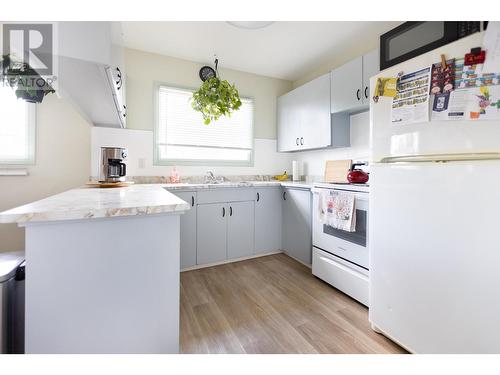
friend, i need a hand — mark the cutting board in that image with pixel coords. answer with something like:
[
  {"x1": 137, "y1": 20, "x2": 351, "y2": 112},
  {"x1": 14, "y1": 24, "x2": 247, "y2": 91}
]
[
  {"x1": 324, "y1": 160, "x2": 352, "y2": 183},
  {"x1": 86, "y1": 181, "x2": 135, "y2": 188}
]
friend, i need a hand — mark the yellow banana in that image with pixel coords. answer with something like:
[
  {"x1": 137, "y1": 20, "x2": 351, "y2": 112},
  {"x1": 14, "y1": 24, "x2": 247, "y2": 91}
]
[{"x1": 273, "y1": 171, "x2": 288, "y2": 181}]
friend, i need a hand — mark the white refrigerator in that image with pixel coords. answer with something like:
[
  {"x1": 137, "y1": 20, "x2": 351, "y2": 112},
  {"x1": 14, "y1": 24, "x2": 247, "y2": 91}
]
[{"x1": 369, "y1": 32, "x2": 500, "y2": 353}]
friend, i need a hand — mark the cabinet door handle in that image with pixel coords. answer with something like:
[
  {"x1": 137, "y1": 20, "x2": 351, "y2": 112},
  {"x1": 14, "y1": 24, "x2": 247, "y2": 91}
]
[
  {"x1": 222, "y1": 207, "x2": 225, "y2": 217},
  {"x1": 296, "y1": 137, "x2": 299, "y2": 146},
  {"x1": 283, "y1": 191, "x2": 287, "y2": 200},
  {"x1": 191, "y1": 196, "x2": 194, "y2": 206},
  {"x1": 364, "y1": 86, "x2": 368, "y2": 99},
  {"x1": 229, "y1": 206, "x2": 233, "y2": 216},
  {"x1": 122, "y1": 105, "x2": 127, "y2": 118},
  {"x1": 300, "y1": 137, "x2": 304, "y2": 145},
  {"x1": 256, "y1": 192, "x2": 260, "y2": 202},
  {"x1": 115, "y1": 67, "x2": 122, "y2": 90},
  {"x1": 356, "y1": 89, "x2": 361, "y2": 101}
]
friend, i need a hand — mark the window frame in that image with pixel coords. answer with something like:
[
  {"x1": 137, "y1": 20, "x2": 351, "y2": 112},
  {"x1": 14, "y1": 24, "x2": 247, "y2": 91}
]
[
  {"x1": 153, "y1": 82, "x2": 255, "y2": 167},
  {"x1": 0, "y1": 99, "x2": 36, "y2": 165}
]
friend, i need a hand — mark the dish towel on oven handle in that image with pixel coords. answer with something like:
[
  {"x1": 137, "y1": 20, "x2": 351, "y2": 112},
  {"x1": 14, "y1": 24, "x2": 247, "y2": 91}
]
[{"x1": 318, "y1": 190, "x2": 356, "y2": 232}]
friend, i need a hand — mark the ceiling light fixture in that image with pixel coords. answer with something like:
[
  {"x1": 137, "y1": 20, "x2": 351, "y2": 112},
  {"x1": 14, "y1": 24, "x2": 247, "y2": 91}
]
[{"x1": 226, "y1": 21, "x2": 275, "y2": 30}]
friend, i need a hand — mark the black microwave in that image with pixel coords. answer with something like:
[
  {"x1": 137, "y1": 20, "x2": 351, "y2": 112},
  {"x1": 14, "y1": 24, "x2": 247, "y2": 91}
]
[{"x1": 380, "y1": 21, "x2": 485, "y2": 70}]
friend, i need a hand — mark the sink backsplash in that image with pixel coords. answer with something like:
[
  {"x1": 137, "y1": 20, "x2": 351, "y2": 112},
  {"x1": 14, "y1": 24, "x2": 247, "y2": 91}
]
[
  {"x1": 89, "y1": 171, "x2": 368, "y2": 185},
  {"x1": 90, "y1": 175, "x2": 292, "y2": 184}
]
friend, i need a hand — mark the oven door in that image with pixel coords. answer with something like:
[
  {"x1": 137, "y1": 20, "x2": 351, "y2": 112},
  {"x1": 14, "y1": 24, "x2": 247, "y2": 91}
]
[{"x1": 312, "y1": 188, "x2": 369, "y2": 269}]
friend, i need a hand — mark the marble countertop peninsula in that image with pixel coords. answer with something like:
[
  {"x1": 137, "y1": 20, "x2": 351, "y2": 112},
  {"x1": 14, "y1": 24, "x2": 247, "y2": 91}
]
[{"x1": 0, "y1": 184, "x2": 190, "y2": 224}]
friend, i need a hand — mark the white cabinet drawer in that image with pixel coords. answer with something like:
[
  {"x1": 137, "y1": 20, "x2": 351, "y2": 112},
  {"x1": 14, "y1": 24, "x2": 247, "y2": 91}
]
[
  {"x1": 197, "y1": 188, "x2": 255, "y2": 204},
  {"x1": 312, "y1": 247, "x2": 369, "y2": 306}
]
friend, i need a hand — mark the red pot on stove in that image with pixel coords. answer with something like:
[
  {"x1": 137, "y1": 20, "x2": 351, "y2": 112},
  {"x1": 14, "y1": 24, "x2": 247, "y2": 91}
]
[{"x1": 347, "y1": 163, "x2": 369, "y2": 184}]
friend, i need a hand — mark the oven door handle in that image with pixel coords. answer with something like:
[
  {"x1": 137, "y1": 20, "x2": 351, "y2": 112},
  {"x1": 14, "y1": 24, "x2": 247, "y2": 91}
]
[{"x1": 312, "y1": 188, "x2": 368, "y2": 202}]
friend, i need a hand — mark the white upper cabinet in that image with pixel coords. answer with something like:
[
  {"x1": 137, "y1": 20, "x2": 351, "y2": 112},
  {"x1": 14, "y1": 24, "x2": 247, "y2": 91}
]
[
  {"x1": 105, "y1": 45, "x2": 127, "y2": 128},
  {"x1": 56, "y1": 22, "x2": 127, "y2": 128},
  {"x1": 298, "y1": 73, "x2": 332, "y2": 150},
  {"x1": 57, "y1": 22, "x2": 112, "y2": 65},
  {"x1": 362, "y1": 49, "x2": 379, "y2": 104},
  {"x1": 331, "y1": 49, "x2": 379, "y2": 113},
  {"x1": 277, "y1": 91, "x2": 300, "y2": 152},
  {"x1": 331, "y1": 56, "x2": 363, "y2": 113},
  {"x1": 277, "y1": 73, "x2": 332, "y2": 152}
]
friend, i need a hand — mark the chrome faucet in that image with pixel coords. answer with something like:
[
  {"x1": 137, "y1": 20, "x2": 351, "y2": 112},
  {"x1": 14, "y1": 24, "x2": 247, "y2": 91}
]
[
  {"x1": 204, "y1": 171, "x2": 216, "y2": 184},
  {"x1": 204, "y1": 171, "x2": 225, "y2": 184}
]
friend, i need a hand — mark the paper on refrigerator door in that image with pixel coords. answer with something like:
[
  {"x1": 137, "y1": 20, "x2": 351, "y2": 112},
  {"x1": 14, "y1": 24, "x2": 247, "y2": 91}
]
[
  {"x1": 391, "y1": 67, "x2": 432, "y2": 126},
  {"x1": 431, "y1": 57, "x2": 500, "y2": 121},
  {"x1": 431, "y1": 90, "x2": 471, "y2": 121},
  {"x1": 483, "y1": 22, "x2": 500, "y2": 73}
]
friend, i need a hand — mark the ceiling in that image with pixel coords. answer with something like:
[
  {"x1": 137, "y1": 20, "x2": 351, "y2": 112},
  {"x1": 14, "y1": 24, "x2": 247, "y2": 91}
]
[{"x1": 116, "y1": 21, "x2": 401, "y2": 82}]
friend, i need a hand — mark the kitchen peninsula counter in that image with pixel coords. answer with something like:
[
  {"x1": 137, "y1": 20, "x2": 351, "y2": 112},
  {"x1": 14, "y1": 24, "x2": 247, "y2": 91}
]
[
  {"x1": 0, "y1": 184, "x2": 190, "y2": 224},
  {"x1": 0, "y1": 184, "x2": 189, "y2": 354}
]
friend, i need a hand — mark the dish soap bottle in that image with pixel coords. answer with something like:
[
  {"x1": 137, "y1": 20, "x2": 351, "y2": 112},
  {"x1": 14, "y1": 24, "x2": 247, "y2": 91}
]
[{"x1": 170, "y1": 166, "x2": 180, "y2": 183}]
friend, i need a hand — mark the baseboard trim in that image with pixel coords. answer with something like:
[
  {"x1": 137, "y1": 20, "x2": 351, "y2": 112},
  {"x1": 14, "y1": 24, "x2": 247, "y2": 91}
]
[
  {"x1": 180, "y1": 250, "x2": 284, "y2": 272},
  {"x1": 283, "y1": 251, "x2": 312, "y2": 269},
  {"x1": 369, "y1": 322, "x2": 415, "y2": 354}
]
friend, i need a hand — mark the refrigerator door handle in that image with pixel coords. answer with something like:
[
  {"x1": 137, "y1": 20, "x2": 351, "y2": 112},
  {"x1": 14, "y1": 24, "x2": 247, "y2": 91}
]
[{"x1": 381, "y1": 152, "x2": 500, "y2": 164}]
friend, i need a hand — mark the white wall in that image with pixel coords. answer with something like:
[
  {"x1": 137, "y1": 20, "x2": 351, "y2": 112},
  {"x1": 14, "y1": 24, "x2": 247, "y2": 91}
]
[
  {"x1": 293, "y1": 111, "x2": 370, "y2": 177},
  {"x1": 119, "y1": 48, "x2": 294, "y2": 177},
  {"x1": 125, "y1": 48, "x2": 292, "y2": 140},
  {"x1": 292, "y1": 22, "x2": 401, "y2": 88},
  {"x1": 0, "y1": 95, "x2": 91, "y2": 253},
  {"x1": 91, "y1": 111, "x2": 370, "y2": 180},
  {"x1": 91, "y1": 127, "x2": 293, "y2": 178}
]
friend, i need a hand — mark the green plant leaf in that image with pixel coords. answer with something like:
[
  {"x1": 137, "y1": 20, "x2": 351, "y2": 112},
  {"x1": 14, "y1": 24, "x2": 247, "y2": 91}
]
[{"x1": 191, "y1": 77, "x2": 242, "y2": 125}]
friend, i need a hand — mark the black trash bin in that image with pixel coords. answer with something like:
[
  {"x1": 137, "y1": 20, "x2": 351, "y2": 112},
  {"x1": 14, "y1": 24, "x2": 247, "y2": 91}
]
[{"x1": 0, "y1": 251, "x2": 25, "y2": 354}]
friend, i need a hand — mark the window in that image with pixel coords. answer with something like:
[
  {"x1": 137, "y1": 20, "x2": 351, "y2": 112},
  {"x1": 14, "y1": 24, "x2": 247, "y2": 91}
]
[
  {"x1": 155, "y1": 84, "x2": 254, "y2": 166},
  {"x1": 0, "y1": 86, "x2": 36, "y2": 164}
]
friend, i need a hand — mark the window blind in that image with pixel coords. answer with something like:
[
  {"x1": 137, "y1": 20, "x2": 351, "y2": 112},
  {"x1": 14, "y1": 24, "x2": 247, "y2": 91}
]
[
  {"x1": 0, "y1": 86, "x2": 36, "y2": 164},
  {"x1": 156, "y1": 85, "x2": 254, "y2": 164}
]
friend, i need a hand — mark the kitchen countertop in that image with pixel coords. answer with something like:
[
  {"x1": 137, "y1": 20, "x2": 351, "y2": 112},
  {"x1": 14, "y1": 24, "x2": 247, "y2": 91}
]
[
  {"x1": 0, "y1": 180, "x2": 369, "y2": 224},
  {"x1": 161, "y1": 180, "x2": 316, "y2": 190},
  {"x1": 162, "y1": 180, "x2": 369, "y2": 191},
  {"x1": 0, "y1": 184, "x2": 190, "y2": 224}
]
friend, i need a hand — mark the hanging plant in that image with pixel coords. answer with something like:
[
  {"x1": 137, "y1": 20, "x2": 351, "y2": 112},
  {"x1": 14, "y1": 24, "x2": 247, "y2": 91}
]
[
  {"x1": 191, "y1": 57, "x2": 242, "y2": 125},
  {"x1": 1, "y1": 54, "x2": 55, "y2": 103}
]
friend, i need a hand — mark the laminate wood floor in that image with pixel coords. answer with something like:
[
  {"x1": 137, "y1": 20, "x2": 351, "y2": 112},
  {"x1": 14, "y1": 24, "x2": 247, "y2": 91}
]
[{"x1": 180, "y1": 253, "x2": 406, "y2": 354}]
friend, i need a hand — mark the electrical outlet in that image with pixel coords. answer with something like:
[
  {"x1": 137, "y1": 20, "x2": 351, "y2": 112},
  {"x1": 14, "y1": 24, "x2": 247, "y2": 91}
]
[{"x1": 138, "y1": 158, "x2": 146, "y2": 169}]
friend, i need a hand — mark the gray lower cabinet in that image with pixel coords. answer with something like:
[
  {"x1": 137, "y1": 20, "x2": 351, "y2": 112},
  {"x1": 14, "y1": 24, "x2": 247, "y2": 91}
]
[
  {"x1": 255, "y1": 187, "x2": 282, "y2": 254},
  {"x1": 282, "y1": 187, "x2": 312, "y2": 265},
  {"x1": 227, "y1": 201, "x2": 255, "y2": 260},
  {"x1": 196, "y1": 203, "x2": 228, "y2": 265},
  {"x1": 171, "y1": 191, "x2": 197, "y2": 269},
  {"x1": 197, "y1": 199, "x2": 255, "y2": 265},
  {"x1": 174, "y1": 186, "x2": 311, "y2": 268}
]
